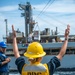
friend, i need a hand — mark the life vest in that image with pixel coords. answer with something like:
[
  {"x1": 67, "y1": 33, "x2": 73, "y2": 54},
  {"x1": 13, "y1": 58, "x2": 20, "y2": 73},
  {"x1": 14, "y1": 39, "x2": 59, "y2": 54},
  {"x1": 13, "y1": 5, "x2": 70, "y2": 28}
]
[{"x1": 22, "y1": 63, "x2": 50, "y2": 75}]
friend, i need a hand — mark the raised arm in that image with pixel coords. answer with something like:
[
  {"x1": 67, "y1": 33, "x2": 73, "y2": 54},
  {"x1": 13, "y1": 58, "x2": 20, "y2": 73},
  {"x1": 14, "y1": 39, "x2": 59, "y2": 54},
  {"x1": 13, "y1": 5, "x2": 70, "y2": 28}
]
[
  {"x1": 12, "y1": 25, "x2": 20, "y2": 58},
  {"x1": 56, "y1": 25, "x2": 70, "y2": 60}
]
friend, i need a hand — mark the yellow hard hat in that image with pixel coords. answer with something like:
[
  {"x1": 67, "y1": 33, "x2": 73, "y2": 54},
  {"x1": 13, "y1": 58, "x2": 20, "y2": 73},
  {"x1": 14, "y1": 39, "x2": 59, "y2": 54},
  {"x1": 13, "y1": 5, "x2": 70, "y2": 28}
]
[{"x1": 24, "y1": 42, "x2": 46, "y2": 58}]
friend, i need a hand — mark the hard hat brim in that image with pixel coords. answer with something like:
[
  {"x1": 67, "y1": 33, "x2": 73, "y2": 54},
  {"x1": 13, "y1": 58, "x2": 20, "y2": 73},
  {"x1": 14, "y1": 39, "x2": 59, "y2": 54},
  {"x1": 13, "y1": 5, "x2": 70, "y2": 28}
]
[
  {"x1": 24, "y1": 52, "x2": 46, "y2": 58},
  {"x1": 1, "y1": 46, "x2": 7, "y2": 48}
]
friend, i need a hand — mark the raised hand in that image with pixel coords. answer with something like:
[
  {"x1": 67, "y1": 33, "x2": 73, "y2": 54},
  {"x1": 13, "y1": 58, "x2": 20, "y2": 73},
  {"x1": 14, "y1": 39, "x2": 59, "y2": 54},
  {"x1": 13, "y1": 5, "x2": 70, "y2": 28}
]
[
  {"x1": 12, "y1": 25, "x2": 16, "y2": 38},
  {"x1": 65, "y1": 24, "x2": 70, "y2": 39}
]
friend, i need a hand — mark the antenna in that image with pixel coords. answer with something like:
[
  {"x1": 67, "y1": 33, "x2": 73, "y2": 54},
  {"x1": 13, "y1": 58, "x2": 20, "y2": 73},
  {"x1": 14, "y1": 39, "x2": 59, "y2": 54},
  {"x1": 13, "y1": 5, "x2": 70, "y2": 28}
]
[{"x1": 4, "y1": 19, "x2": 8, "y2": 38}]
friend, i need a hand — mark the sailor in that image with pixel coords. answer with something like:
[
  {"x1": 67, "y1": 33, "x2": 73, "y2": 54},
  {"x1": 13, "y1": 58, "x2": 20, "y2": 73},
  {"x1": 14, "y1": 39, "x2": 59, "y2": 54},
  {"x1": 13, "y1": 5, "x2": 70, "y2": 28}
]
[
  {"x1": 12, "y1": 25, "x2": 70, "y2": 75},
  {"x1": 0, "y1": 41, "x2": 11, "y2": 75}
]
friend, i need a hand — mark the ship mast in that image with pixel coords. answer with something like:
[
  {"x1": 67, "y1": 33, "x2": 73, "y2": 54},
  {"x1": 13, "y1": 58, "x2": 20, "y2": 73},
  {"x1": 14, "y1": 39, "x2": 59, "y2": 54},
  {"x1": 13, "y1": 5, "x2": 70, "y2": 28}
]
[{"x1": 19, "y1": 2, "x2": 35, "y2": 42}]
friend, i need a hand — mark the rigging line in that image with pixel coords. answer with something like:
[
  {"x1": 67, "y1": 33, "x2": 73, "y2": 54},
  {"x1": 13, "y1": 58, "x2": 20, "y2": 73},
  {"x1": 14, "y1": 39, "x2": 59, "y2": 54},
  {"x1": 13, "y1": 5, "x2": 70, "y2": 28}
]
[
  {"x1": 41, "y1": 0, "x2": 55, "y2": 16},
  {"x1": 37, "y1": 16, "x2": 65, "y2": 32},
  {"x1": 44, "y1": 0, "x2": 55, "y2": 12},
  {"x1": 33, "y1": 22, "x2": 40, "y2": 31},
  {"x1": 41, "y1": 1, "x2": 75, "y2": 31},
  {"x1": 35, "y1": 0, "x2": 52, "y2": 20},
  {"x1": 34, "y1": 0, "x2": 55, "y2": 29},
  {"x1": 33, "y1": 23, "x2": 38, "y2": 31},
  {"x1": 43, "y1": 13, "x2": 67, "y2": 25},
  {"x1": 33, "y1": 0, "x2": 52, "y2": 30},
  {"x1": 33, "y1": 22, "x2": 40, "y2": 32},
  {"x1": 43, "y1": 13, "x2": 75, "y2": 30}
]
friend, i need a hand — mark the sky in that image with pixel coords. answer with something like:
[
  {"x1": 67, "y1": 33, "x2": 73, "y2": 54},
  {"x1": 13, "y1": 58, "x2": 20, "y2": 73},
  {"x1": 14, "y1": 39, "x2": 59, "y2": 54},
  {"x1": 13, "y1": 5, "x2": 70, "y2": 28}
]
[{"x1": 0, "y1": 0, "x2": 75, "y2": 41}]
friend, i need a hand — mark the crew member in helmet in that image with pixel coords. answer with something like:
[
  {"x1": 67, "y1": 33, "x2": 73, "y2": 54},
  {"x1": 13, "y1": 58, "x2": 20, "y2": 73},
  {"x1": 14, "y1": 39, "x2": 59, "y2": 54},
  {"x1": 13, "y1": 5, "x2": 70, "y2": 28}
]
[
  {"x1": 12, "y1": 25, "x2": 70, "y2": 75},
  {"x1": 0, "y1": 41, "x2": 11, "y2": 75}
]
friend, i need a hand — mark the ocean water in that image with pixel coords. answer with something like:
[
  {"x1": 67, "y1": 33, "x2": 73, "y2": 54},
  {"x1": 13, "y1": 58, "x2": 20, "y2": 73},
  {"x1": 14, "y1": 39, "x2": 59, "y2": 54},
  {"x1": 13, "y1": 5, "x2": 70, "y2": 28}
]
[{"x1": 9, "y1": 71, "x2": 75, "y2": 75}]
